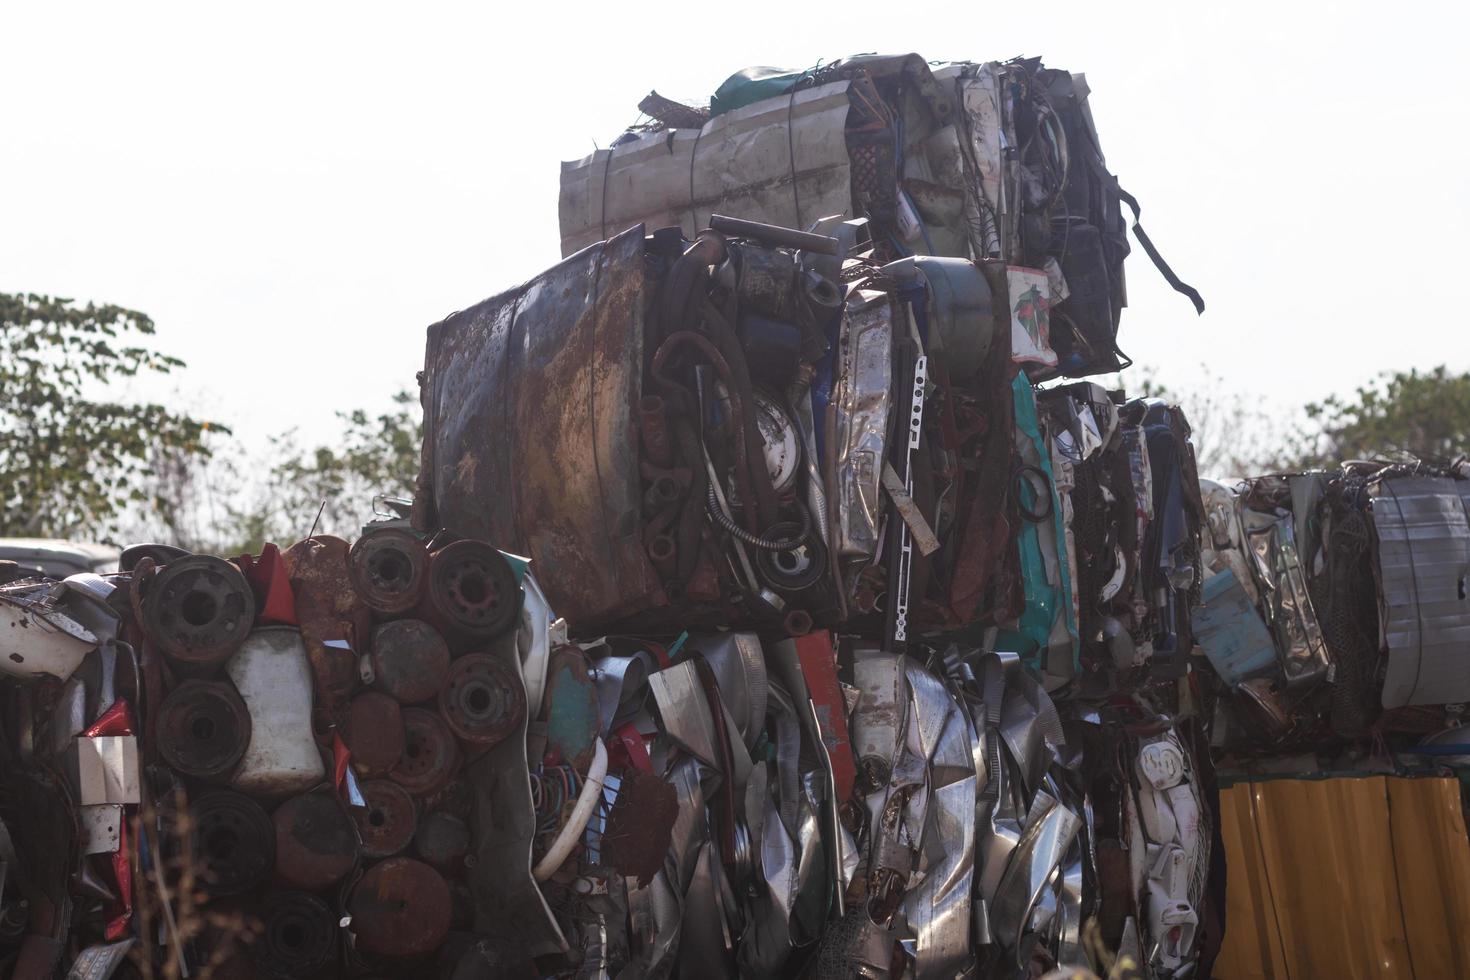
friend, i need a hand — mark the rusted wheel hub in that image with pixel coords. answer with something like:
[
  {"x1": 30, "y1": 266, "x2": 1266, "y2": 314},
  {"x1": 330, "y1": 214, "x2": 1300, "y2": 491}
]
[
  {"x1": 192, "y1": 790, "x2": 275, "y2": 896},
  {"x1": 349, "y1": 528, "x2": 427, "y2": 615},
  {"x1": 343, "y1": 692, "x2": 405, "y2": 777},
  {"x1": 251, "y1": 891, "x2": 336, "y2": 978},
  {"x1": 388, "y1": 708, "x2": 460, "y2": 798},
  {"x1": 272, "y1": 790, "x2": 360, "y2": 891},
  {"x1": 143, "y1": 555, "x2": 254, "y2": 669},
  {"x1": 424, "y1": 540, "x2": 520, "y2": 641},
  {"x1": 157, "y1": 680, "x2": 251, "y2": 778},
  {"x1": 437, "y1": 654, "x2": 525, "y2": 746},
  {"x1": 353, "y1": 780, "x2": 417, "y2": 860}
]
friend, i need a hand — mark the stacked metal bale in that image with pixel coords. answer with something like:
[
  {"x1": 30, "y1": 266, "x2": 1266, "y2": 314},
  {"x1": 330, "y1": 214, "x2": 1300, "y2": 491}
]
[{"x1": 0, "y1": 520, "x2": 536, "y2": 977}]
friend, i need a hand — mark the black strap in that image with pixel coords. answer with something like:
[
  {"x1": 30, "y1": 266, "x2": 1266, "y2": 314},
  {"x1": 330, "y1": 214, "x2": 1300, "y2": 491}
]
[{"x1": 1118, "y1": 186, "x2": 1205, "y2": 315}]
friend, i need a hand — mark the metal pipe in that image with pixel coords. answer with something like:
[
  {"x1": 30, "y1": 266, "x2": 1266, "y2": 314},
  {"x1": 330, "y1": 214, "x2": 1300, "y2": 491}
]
[{"x1": 709, "y1": 214, "x2": 840, "y2": 255}]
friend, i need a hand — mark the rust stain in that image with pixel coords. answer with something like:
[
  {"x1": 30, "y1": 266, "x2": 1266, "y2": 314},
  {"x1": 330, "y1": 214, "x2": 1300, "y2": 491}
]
[{"x1": 282, "y1": 535, "x2": 368, "y2": 726}]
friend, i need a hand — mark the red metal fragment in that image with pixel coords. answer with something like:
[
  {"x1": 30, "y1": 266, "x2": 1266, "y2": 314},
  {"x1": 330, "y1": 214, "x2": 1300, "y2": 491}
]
[
  {"x1": 796, "y1": 630, "x2": 857, "y2": 805},
  {"x1": 602, "y1": 767, "x2": 678, "y2": 888},
  {"x1": 236, "y1": 543, "x2": 298, "y2": 626}
]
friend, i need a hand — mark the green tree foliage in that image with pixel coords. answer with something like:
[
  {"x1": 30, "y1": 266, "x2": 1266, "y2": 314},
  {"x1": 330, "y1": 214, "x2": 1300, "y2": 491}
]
[
  {"x1": 0, "y1": 293, "x2": 222, "y2": 538},
  {"x1": 1297, "y1": 366, "x2": 1470, "y2": 466},
  {"x1": 227, "y1": 391, "x2": 422, "y2": 551}
]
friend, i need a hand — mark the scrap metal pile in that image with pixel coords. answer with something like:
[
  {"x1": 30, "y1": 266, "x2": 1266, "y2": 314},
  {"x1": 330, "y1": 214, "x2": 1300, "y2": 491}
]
[
  {"x1": 0, "y1": 523, "x2": 543, "y2": 977},
  {"x1": 410, "y1": 54, "x2": 1221, "y2": 979},
  {"x1": 1197, "y1": 459, "x2": 1470, "y2": 764},
  {"x1": 6, "y1": 48, "x2": 1464, "y2": 980}
]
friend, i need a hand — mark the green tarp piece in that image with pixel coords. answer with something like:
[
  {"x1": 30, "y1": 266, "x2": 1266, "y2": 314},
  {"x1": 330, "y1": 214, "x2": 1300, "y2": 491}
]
[{"x1": 710, "y1": 66, "x2": 803, "y2": 118}]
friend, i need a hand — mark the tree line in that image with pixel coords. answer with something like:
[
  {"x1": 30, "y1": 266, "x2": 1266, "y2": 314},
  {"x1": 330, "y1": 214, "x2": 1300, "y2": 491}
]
[{"x1": 3, "y1": 292, "x2": 1466, "y2": 550}]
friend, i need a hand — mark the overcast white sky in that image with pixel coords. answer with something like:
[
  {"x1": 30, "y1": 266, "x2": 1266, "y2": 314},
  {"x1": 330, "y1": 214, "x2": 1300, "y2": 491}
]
[{"x1": 3, "y1": 0, "x2": 1466, "y2": 451}]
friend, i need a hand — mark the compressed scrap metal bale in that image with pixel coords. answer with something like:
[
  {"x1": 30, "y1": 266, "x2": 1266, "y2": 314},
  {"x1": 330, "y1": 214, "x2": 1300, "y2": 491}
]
[
  {"x1": 414, "y1": 225, "x2": 664, "y2": 632},
  {"x1": 559, "y1": 54, "x2": 1202, "y2": 379},
  {"x1": 1372, "y1": 474, "x2": 1470, "y2": 708}
]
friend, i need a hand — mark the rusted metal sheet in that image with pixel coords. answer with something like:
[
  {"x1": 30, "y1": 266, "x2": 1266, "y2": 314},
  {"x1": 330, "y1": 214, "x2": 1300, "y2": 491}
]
[
  {"x1": 416, "y1": 225, "x2": 666, "y2": 631},
  {"x1": 282, "y1": 535, "x2": 370, "y2": 726},
  {"x1": 353, "y1": 780, "x2": 418, "y2": 859},
  {"x1": 272, "y1": 790, "x2": 360, "y2": 891},
  {"x1": 349, "y1": 857, "x2": 452, "y2": 957},
  {"x1": 539, "y1": 646, "x2": 599, "y2": 769}
]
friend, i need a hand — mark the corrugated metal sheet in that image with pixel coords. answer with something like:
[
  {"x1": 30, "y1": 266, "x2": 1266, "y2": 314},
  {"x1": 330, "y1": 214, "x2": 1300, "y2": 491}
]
[
  {"x1": 1216, "y1": 775, "x2": 1470, "y2": 980},
  {"x1": 415, "y1": 225, "x2": 666, "y2": 631},
  {"x1": 1371, "y1": 476, "x2": 1470, "y2": 707}
]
